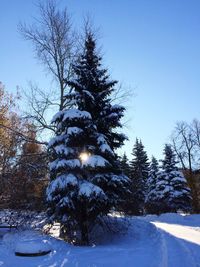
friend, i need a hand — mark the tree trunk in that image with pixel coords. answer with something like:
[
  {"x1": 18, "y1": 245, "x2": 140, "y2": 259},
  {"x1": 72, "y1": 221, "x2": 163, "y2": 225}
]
[{"x1": 80, "y1": 221, "x2": 89, "y2": 246}]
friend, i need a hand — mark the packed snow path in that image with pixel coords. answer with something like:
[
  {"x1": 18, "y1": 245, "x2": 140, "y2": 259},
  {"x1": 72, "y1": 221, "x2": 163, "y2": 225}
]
[
  {"x1": 145, "y1": 213, "x2": 200, "y2": 267},
  {"x1": 0, "y1": 213, "x2": 199, "y2": 267},
  {"x1": 153, "y1": 222, "x2": 200, "y2": 245},
  {"x1": 152, "y1": 222, "x2": 200, "y2": 267}
]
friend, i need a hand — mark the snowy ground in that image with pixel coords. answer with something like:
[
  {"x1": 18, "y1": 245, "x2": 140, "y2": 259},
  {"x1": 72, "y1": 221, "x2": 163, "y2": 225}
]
[{"x1": 0, "y1": 213, "x2": 199, "y2": 267}]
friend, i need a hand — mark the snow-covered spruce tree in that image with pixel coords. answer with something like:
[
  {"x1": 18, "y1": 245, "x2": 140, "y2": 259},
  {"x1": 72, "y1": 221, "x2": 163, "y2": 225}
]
[
  {"x1": 66, "y1": 31, "x2": 129, "y2": 206},
  {"x1": 66, "y1": 32, "x2": 127, "y2": 151},
  {"x1": 162, "y1": 144, "x2": 192, "y2": 212},
  {"x1": 47, "y1": 32, "x2": 129, "y2": 245},
  {"x1": 145, "y1": 156, "x2": 160, "y2": 214},
  {"x1": 129, "y1": 138, "x2": 149, "y2": 215},
  {"x1": 154, "y1": 144, "x2": 192, "y2": 213}
]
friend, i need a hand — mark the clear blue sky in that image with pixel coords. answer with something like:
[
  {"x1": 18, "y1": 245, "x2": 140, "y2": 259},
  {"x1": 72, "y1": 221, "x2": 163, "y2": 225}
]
[{"x1": 1, "y1": 0, "x2": 200, "y2": 160}]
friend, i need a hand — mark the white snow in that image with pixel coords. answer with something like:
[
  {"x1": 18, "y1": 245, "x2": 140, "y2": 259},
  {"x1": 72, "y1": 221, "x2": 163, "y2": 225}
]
[
  {"x1": 49, "y1": 159, "x2": 81, "y2": 171},
  {"x1": 48, "y1": 134, "x2": 68, "y2": 148},
  {"x1": 0, "y1": 213, "x2": 199, "y2": 266},
  {"x1": 96, "y1": 134, "x2": 107, "y2": 144},
  {"x1": 99, "y1": 143, "x2": 114, "y2": 155},
  {"x1": 83, "y1": 155, "x2": 110, "y2": 168},
  {"x1": 111, "y1": 104, "x2": 124, "y2": 110},
  {"x1": 51, "y1": 109, "x2": 92, "y2": 124},
  {"x1": 62, "y1": 109, "x2": 92, "y2": 121},
  {"x1": 107, "y1": 112, "x2": 118, "y2": 119},
  {"x1": 78, "y1": 181, "x2": 105, "y2": 198},
  {"x1": 51, "y1": 110, "x2": 64, "y2": 123},
  {"x1": 110, "y1": 174, "x2": 129, "y2": 184},
  {"x1": 58, "y1": 196, "x2": 72, "y2": 208},
  {"x1": 96, "y1": 134, "x2": 113, "y2": 155},
  {"x1": 152, "y1": 222, "x2": 200, "y2": 245},
  {"x1": 82, "y1": 90, "x2": 95, "y2": 100},
  {"x1": 67, "y1": 126, "x2": 83, "y2": 135},
  {"x1": 54, "y1": 145, "x2": 73, "y2": 156},
  {"x1": 47, "y1": 174, "x2": 78, "y2": 200}
]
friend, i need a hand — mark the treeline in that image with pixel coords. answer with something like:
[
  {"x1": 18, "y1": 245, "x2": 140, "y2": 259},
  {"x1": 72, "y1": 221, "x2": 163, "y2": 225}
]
[
  {"x1": 0, "y1": 80, "x2": 198, "y2": 214},
  {"x1": 120, "y1": 137, "x2": 199, "y2": 214}
]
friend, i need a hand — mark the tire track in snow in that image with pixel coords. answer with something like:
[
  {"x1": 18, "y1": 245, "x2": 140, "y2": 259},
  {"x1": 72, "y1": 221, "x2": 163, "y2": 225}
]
[
  {"x1": 153, "y1": 223, "x2": 199, "y2": 267},
  {"x1": 157, "y1": 229, "x2": 168, "y2": 267}
]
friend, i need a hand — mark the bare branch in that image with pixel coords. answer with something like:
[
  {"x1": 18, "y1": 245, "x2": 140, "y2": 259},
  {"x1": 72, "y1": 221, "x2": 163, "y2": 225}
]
[
  {"x1": 19, "y1": 1, "x2": 78, "y2": 135},
  {"x1": 170, "y1": 121, "x2": 197, "y2": 172},
  {"x1": 0, "y1": 123, "x2": 47, "y2": 145}
]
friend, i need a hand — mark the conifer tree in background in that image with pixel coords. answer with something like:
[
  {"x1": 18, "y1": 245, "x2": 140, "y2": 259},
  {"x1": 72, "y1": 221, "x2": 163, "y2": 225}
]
[
  {"x1": 129, "y1": 138, "x2": 149, "y2": 214},
  {"x1": 145, "y1": 156, "x2": 159, "y2": 214},
  {"x1": 152, "y1": 144, "x2": 192, "y2": 213},
  {"x1": 120, "y1": 153, "x2": 130, "y2": 177},
  {"x1": 119, "y1": 152, "x2": 131, "y2": 212},
  {"x1": 47, "y1": 31, "x2": 129, "y2": 245},
  {"x1": 162, "y1": 144, "x2": 192, "y2": 212}
]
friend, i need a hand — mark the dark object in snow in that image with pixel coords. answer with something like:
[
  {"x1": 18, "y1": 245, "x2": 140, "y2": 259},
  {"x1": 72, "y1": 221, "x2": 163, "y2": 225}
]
[
  {"x1": 15, "y1": 239, "x2": 51, "y2": 257},
  {"x1": 15, "y1": 250, "x2": 51, "y2": 257}
]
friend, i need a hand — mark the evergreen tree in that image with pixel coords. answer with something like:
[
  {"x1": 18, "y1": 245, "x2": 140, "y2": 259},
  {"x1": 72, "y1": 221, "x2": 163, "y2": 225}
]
[
  {"x1": 153, "y1": 144, "x2": 192, "y2": 213},
  {"x1": 145, "y1": 156, "x2": 159, "y2": 214},
  {"x1": 162, "y1": 144, "x2": 177, "y2": 172},
  {"x1": 66, "y1": 32, "x2": 127, "y2": 151},
  {"x1": 129, "y1": 138, "x2": 149, "y2": 214},
  {"x1": 162, "y1": 144, "x2": 192, "y2": 212},
  {"x1": 47, "y1": 31, "x2": 129, "y2": 245},
  {"x1": 120, "y1": 153, "x2": 130, "y2": 177}
]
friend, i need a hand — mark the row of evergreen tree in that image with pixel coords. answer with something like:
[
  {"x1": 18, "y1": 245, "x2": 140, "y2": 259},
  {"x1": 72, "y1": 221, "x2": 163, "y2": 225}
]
[{"x1": 120, "y1": 139, "x2": 192, "y2": 215}]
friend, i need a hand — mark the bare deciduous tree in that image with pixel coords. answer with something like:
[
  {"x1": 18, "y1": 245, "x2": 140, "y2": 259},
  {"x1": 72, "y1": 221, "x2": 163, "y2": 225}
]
[
  {"x1": 192, "y1": 119, "x2": 200, "y2": 150},
  {"x1": 171, "y1": 121, "x2": 196, "y2": 173},
  {"x1": 170, "y1": 120, "x2": 200, "y2": 212},
  {"x1": 22, "y1": 82, "x2": 57, "y2": 135},
  {"x1": 19, "y1": 0, "x2": 77, "y2": 134},
  {"x1": 19, "y1": 5, "x2": 133, "y2": 136}
]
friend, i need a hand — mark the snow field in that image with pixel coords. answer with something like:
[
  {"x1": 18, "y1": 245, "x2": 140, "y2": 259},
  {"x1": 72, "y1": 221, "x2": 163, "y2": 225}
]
[
  {"x1": 145, "y1": 213, "x2": 200, "y2": 267},
  {"x1": 0, "y1": 218, "x2": 163, "y2": 267},
  {"x1": 0, "y1": 213, "x2": 199, "y2": 267}
]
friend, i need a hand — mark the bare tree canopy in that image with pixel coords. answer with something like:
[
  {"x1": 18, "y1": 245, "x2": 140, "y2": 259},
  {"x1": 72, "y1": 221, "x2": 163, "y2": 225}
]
[
  {"x1": 19, "y1": 0, "x2": 77, "y2": 136},
  {"x1": 171, "y1": 119, "x2": 200, "y2": 171}
]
